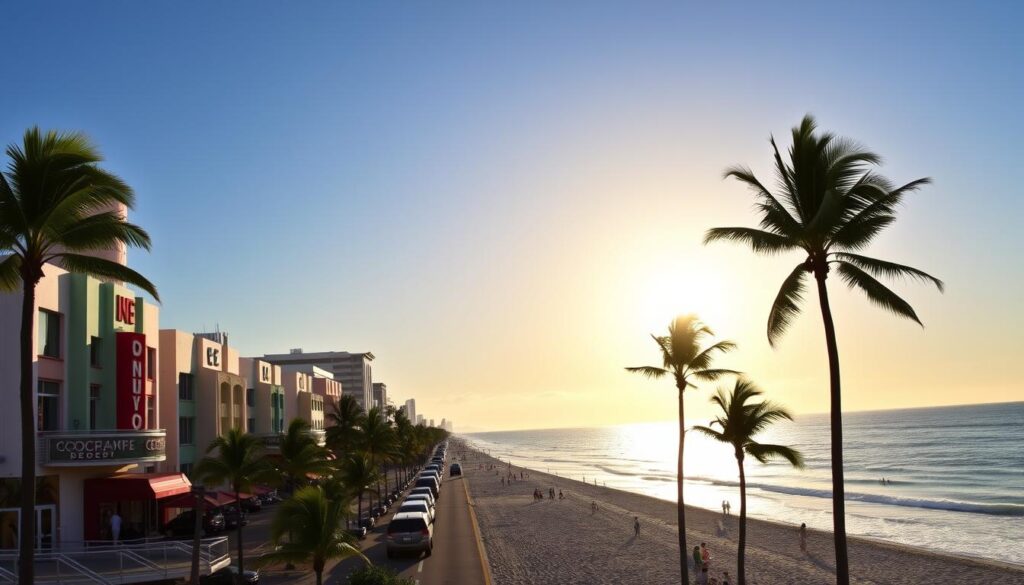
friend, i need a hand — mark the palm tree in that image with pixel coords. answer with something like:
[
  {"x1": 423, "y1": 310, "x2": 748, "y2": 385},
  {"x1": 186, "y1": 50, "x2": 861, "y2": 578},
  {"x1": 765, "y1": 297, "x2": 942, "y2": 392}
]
[
  {"x1": 325, "y1": 394, "x2": 365, "y2": 459},
  {"x1": 626, "y1": 315, "x2": 737, "y2": 583},
  {"x1": 194, "y1": 429, "x2": 275, "y2": 584},
  {"x1": 260, "y1": 486, "x2": 367, "y2": 585},
  {"x1": 340, "y1": 454, "x2": 380, "y2": 530},
  {"x1": 277, "y1": 418, "x2": 333, "y2": 493},
  {"x1": 357, "y1": 407, "x2": 395, "y2": 511},
  {"x1": 693, "y1": 379, "x2": 804, "y2": 585},
  {"x1": 0, "y1": 127, "x2": 159, "y2": 583},
  {"x1": 704, "y1": 115, "x2": 942, "y2": 584}
]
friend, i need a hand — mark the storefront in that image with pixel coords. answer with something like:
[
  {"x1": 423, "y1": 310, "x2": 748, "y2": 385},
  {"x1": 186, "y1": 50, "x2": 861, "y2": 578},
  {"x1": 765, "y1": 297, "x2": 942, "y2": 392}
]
[{"x1": 82, "y1": 472, "x2": 191, "y2": 540}]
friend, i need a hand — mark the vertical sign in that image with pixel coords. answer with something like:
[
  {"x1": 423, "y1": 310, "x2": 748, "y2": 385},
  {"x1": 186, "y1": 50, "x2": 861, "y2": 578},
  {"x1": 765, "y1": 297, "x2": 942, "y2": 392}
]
[
  {"x1": 115, "y1": 295, "x2": 135, "y2": 325},
  {"x1": 116, "y1": 332, "x2": 147, "y2": 430}
]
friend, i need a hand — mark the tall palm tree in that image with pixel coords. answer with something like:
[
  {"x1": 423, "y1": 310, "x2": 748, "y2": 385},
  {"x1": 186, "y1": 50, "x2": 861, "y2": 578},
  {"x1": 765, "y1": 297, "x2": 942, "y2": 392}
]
[
  {"x1": 704, "y1": 115, "x2": 942, "y2": 584},
  {"x1": 0, "y1": 127, "x2": 159, "y2": 583},
  {"x1": 260, "y1": 486, "x2": 367, "y2": 585},
  {"x1": 340, "y1": 454, "x2": 380, "y2": 530},
  {"x1": 277, "y1": 418, "x2": 333, "y2": 493},
  {"x1": 194, "y1": 429, "x2": 275, "y2": 584},
  {"x1": 325, "y1": 394, "x2": 365, "y2": 459},
  {"x1": 626, "y1": 315, "x2": 737, "y2": 583},
  {"x1": 693, "y1": 379, "x2": 804, "y2": 585},
  {"x1": 357, "y1": 407, "x2": 395, "y2": 511}
]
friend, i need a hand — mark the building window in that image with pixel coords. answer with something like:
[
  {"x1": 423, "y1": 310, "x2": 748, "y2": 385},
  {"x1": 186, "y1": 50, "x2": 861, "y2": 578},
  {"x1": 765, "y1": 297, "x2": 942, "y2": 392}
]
[
  {"x1": 178, "y1": 373, "x2": 194, "y2": 400},
  {"x1": 247, "y1": 417, "x2": 255, "y2": 433},
  {"x1": 38, "y1": 310, "x2": 61, "y2": 358},
  {"x1": 179, "y1": 416, "x2": 194, "y2": 445},
  {"x1": 180, "y1": 463, "x2": 193, "y2": 477},
  {"x1": 89, "y1": 385, "x2": 101, "y2": 429},
  {"x1": 146, "y1": 396, "x2": 155, "y2": 429},
  {"x1": 147, "y1": 348, "x2": 156, "y2": 380},
  {"x1": 246, "y1": 388, "x2": 254, "y2": 407},
  {"x1": 37, "y1": 380, "x2": 61, "y2": 431},
  {"x1": 90, "y1": 337, "x2": 101, "y2": 367}
]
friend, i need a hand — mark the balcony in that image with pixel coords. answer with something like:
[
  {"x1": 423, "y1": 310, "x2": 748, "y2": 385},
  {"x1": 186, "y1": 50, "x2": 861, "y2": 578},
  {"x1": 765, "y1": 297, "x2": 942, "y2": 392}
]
[{"x1": 39, "y1": 429, "x2": 167, "y2": 467}]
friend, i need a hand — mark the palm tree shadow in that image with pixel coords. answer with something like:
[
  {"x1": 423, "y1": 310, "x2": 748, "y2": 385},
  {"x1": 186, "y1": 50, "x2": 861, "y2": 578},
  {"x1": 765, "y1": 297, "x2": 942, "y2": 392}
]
[
  {"x1": 805, "y1": 551, "x2": 836, "y2": 573},
  {"x1": 623, "y1": 534, "x2": 638, "y2": 547}
]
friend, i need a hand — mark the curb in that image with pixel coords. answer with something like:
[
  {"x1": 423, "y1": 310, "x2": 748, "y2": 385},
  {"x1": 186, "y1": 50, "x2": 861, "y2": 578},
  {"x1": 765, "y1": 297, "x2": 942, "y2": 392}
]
[{"x1": 463, "y1": 477, "x2": 493, "y2": 585}]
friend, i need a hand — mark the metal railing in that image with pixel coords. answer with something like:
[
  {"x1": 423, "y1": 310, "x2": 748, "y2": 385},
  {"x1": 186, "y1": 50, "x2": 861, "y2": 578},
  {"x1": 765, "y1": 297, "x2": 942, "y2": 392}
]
[{"x1": 0, "y1": 536, "x2": 230, "y2": 584}]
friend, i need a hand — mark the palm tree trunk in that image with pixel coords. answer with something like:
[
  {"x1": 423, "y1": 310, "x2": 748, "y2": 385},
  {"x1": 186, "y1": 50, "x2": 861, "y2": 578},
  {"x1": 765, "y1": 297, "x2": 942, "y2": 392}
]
[
  {"x1": 357, "y1": 493, "x2": 363, "y2": 528},
  {"x1": 737, "y1": 456, "x2": 747, "y2": 585},
  {"x1": 19, "y1": 280, "x2": 37, "y2": 585},
  {"x1": 814, "y1": 273, "x2": 849, "y2": 585},
  {"x1": 236, "y1": 490, "x2": 245, "y2": 585},
  {"x1": 676, "y1": 387, "x2": 689, "y2": 585},
  {"x1": 314, "y1": 559, "x2": 324, "y2": 585}
]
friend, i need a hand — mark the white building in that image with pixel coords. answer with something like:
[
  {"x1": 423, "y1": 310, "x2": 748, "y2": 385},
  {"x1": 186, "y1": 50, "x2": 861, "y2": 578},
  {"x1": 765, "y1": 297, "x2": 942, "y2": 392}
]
[{"x1": 264, "y1": 349, "x2": 374, "y2": 411}]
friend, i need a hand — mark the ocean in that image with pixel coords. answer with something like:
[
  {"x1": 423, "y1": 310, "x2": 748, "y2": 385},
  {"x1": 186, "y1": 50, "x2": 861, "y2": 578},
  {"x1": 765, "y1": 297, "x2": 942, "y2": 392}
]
[{"x1": 463, "y1": 401, "x2": 1024, "y2": 565}]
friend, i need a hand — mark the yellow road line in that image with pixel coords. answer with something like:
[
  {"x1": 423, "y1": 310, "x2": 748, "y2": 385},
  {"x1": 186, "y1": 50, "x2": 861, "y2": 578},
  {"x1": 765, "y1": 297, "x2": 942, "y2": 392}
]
[{"x1": 463, "y1": 478, "x2": 493, "y2": 585}]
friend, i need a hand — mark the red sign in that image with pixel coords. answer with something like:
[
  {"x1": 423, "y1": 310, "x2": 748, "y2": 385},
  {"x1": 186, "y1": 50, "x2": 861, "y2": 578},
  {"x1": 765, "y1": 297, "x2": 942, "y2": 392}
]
[
  {"x1": 116, "y1": 295, "x2": 135, "y2": 325},
  {"x1": 116, "y1": 332, "x2": 147, "y2": 430}
]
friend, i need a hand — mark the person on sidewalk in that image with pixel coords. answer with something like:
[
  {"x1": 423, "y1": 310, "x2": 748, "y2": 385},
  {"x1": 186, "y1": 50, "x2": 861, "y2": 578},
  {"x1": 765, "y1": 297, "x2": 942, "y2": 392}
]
[{"x1": 110, "y1": 511, "x2": 122, "y2": 544}]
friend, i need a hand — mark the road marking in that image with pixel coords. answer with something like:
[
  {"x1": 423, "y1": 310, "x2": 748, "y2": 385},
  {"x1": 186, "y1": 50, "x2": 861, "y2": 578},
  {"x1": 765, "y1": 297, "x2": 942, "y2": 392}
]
[
  {"x1": 464, "y1": 476, "x2": 494, "y2": 585},
  {"x1": 418, "y1": 560, "x2": 424, "y2": 573}
]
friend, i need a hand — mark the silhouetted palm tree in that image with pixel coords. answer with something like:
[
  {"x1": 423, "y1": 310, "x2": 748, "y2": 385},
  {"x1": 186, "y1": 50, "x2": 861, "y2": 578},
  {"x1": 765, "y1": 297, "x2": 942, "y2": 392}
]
[
  {"x1": 325, "y1": 394, "x2": 365, "y2": 459},
  {"x1": 357, "y1": 407, "x2": 395, "y2": 511},
  {"x1": 705, "y1": 115, "x2": 942, "y2": 585},
  {"x1": 340, "y1": 454, "x2": 380, "y2": 530},
  {"x1": 277, "y1": 418, "x2": 333, "y2": 493},
  {"x1": 0, "y1": 127, "x2": 159, "y2": 583},
  {"x1": 260, "y1": 486, "x2": 367, "y2": 585},
  {"x1": 626, "y1": 315, "x2": 737, "y2": 583},
  {"x1": 195, "y1": 429, "x2": 275, "y2": 584},
  {"x1": 693, "y1": 379, "x2": 804, "y2": 585}
]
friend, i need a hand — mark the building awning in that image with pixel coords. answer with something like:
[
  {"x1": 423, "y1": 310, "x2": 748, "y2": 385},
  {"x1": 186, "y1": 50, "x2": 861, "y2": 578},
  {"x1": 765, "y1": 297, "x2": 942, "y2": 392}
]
[
  {"x1": 251, "y1": 486, "x2": 276, "y2": 496},
  {"x1": 160, "y1": 490, "x2": 236, "y2": 509},
  {"x1": 84, "y1": 473, "x2": 192, "y2": 501}
]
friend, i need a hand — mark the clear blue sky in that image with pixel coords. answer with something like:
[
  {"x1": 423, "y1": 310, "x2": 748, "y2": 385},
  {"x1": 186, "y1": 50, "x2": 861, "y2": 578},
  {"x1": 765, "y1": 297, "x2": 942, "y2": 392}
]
[{"x1": 3, "y1": 1, "x2": 1022, "y2": 430}]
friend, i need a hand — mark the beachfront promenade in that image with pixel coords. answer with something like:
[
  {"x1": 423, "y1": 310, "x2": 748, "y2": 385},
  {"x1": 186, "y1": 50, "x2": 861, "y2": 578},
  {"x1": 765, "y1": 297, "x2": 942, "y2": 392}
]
[{"x1": 457, "y1": 441, "x2": 1024, "y2": 585}]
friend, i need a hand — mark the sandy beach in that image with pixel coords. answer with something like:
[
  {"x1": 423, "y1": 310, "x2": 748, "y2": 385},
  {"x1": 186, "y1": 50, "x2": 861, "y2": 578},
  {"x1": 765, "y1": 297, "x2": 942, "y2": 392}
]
[{"x1": 455, "y1": 439, "x2": 1024, "y2": 585}]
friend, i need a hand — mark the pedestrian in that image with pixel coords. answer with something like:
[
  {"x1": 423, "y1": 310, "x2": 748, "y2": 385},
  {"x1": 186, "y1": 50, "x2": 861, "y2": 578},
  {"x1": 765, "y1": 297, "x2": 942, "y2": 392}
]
[
  {"x1": 591, "y1": 501, "x2": 598, "y2": 513},
  {"x1": 721, "y1": 571, "x2": 731, "y2": 585},
  {"x1": 559, "y1": 490, "x2": 564, "y2": 499},
  {"x1": 725, "y1": 500, "x2": 731, "y2": 515},
  {"x1": 110, "y1": 511, "x2": 122, "y2": 544},
  {"x1": 799, "y1": 522, "x2": 807, "y2": 552},
  {"x1": 693, "y1": 545, "x2": 702, "y2": 572},
  {"x1": 501, "y1": 476, "x2": 505, "y2": 486},
  {"x1": 701, "y1": 542, "x2": 710, "y2": 567},
  {"x1": 633, "y1": 516, "x2": 640, "y2": 537},
  {"x1": 722, "y1": 500, "x2": 727, "y2": 516}
]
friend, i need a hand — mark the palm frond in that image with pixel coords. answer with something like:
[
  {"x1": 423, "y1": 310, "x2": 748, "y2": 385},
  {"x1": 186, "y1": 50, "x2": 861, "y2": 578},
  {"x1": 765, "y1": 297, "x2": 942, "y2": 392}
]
[
  {"x1": 831, "y1": 253, "x2": 943, "y2": 292},
  {"x1": 688, "y1": 340, "x2": 738, "y2": 371},
  {"x1": 689, "y1": 368, "x2": 740, "y2": 382},
  {"x1": 624, "y1": 366, "x2": 668, "y2": 379},
  {"x1": 767, "y1": 263, "x2": 809, "y2": 347},
  {"x1": 746, "y1": 442, "x2": 805, "y2": 468},
  {"x1": 54, "y1": 212, "x2": 152, "y2": 252},
  {"x1": 703, "y1": 227, "x2": 799, "y2": 255},
  {"x1": 690, "y1": 425, "x2": 727, "y2": 442},
  {"x1": 0, "y1": 255, "x2": 21, "y2": 292},
  {"x1": 55, "y1": 253, "x2": 159, "y2": 300},
  {"x1": 834, "y1": 261, "x2": 922, "y2": 325}
]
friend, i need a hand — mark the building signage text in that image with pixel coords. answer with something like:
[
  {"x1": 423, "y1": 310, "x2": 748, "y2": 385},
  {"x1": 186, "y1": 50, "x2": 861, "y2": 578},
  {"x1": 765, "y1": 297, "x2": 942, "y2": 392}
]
[
  {"x1": 115, "y1": 295, "x2": 136, "y2": 325},
  {"x1": 116, "y1": 332, "x2": 148, "y2": 430},
  {"x1": 44, "y1": 433, "x2": 166, "y2": 465},
  {"x1": 206, "y1": 347, "x2": 220, "y2": 367}
]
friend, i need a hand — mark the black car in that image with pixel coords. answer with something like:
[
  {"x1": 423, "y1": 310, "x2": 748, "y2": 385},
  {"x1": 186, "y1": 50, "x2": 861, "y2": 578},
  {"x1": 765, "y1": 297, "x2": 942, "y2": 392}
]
[
  {"x1": 450, "y1": 463, "x2": 462, "y2": 477},
  {"x1": 221, "y1": 505, "x2": 247, "y2": 529},
  {"x1": 241, "y1": 496, "x2": 262, "y2": 513},
  {"x1": 164, "y1": 510, "x2": 225, "y2": 537},
  {"x1": 201, "y1": 565, "x2": 259, "y2": 584}
]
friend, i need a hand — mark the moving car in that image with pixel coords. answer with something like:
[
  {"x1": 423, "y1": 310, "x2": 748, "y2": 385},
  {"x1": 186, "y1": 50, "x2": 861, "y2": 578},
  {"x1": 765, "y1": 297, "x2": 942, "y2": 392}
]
[
  {"x1": 386, "y1": 512, "x2": 433, "y2": 558},
  {"x1": 201, "y1": 565, "x2": 259, "y2": 584},
  {"x1": 450, "y1": 463, "x2": 462, "y2": 477}
]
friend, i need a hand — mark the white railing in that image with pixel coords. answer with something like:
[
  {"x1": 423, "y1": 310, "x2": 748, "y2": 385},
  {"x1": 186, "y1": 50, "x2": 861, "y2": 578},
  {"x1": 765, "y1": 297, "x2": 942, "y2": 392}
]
[{"x1": 0, "y1": 536, "x2": 230, "y2": 584}]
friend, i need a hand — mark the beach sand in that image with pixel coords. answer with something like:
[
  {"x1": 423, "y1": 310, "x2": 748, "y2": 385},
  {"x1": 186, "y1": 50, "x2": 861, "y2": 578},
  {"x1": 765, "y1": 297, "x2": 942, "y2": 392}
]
[{"x1": 454, "y1": 440, "x2": 1024, "y2": 585}]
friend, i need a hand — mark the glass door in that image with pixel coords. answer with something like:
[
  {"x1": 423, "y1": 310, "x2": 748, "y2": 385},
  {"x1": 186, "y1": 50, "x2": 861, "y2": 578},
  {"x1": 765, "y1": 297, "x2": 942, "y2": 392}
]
[{"x1": 36, "y1": 505, "x2": 55, "y2": 549}]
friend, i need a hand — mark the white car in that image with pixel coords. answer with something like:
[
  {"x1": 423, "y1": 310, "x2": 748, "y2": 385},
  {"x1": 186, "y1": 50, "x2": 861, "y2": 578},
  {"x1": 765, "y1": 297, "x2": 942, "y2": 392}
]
[
  {"x1": 397, "y1": 500, "x2": 435, "y2": 523},
  {"x1": 386, "y1": 512, "x2": 433, "y2": 558},
  {"x1": 405, "y1": 493, "x2": 435, "y2": 510},
  {"x1": 408, "y1": 487, "x2": 436, "y2": 506}
]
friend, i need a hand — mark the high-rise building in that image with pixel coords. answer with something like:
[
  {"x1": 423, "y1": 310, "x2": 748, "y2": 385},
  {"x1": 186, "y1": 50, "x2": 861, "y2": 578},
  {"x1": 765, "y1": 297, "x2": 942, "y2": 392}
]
[
  {"x1": 404, "y1": 399, "x2": 417, "y2": 425},
  {"x1": 429, "y1": 418, "x2": 435, "y2": 428},
  {"x1": 264, "y1": 349, "x2": 374, "y2": 411},
  {"x1": 416, "y1": 414, "x2": 425, "y2": 426},
  {"x1": 372, "y1": 383, "x2": 387, "y2": 409}
]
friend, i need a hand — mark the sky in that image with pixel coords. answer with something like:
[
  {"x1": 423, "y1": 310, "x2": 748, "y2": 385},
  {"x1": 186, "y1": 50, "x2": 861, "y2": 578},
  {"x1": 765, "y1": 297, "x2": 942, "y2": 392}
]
[{"x1": 2, "y1": 1, "x2": 1022, "y2": 431}]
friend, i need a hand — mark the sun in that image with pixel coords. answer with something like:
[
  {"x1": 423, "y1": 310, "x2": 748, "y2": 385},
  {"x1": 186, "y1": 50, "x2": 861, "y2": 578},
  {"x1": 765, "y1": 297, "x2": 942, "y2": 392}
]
[{"x1": 634, "y1": 269, "x2": 735, "y2": 336}]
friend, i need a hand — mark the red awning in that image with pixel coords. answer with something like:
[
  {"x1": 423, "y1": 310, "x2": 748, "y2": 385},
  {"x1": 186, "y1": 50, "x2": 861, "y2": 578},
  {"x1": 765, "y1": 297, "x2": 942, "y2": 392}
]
[
  {"x1": 251, "y1": 486, "x2": 275, "y2": 496},
  {"x1": 160, "y1": 490, "x2": 235, "y2": 509},
  {"x1": 84, "y1": 473, "x2": 192, "y2": 501}
]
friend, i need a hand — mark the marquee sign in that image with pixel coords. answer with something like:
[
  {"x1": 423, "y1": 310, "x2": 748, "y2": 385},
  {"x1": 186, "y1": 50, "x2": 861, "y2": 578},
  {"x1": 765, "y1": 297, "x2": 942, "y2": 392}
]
[
  {"x1": 42, "y1": 431, "x2": 166, "y2": 465},
  {"x1": 116, "y1": 332, "x2": 148, "y2": 430}
]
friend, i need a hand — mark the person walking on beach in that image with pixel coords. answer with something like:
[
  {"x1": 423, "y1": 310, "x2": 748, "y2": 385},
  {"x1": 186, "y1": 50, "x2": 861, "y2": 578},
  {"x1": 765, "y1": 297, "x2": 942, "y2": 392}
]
[
  {"x1": 722, "y1": 500, "x2": 727, "y2": 516},
  {"x1": 559, "y1": 489, "x2": 564, "y2": 499},
  {"x1": 634, "y1": 516, "x2": 640, "y2": 537},
  {"x1": 591, "y1": 501, "x2": 598, "y2": 513},
  {"x1": 799, "y1": 522, "x2": 807, "y2": 552},
  {"x1": 701, "y1": 542, "x2": 710, "y2": 567},
  {"x1": 693, "y1": 545, "x2": 703, "y2": 574}
]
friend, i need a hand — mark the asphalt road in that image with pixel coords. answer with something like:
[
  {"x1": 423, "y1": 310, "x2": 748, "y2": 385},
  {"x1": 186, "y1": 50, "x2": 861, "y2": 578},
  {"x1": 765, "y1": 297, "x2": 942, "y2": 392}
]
[{"x1": 254, "y1": 468, "x2": 489, "y2": 585}]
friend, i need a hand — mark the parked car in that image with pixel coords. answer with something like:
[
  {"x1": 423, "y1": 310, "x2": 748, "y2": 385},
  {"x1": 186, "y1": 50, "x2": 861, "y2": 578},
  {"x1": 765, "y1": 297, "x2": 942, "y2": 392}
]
[
  {"x1": 241, "y1": 497, "x2": 262, "y2": 513},
  {"x1": 397, "y1": 500, "x2": 434, "y2": 523},
  {"x1": 164, "y1": 510, "x2": 225, "y2": 537},
  {"x1": 201, "y1": 565, "x2": 259, "y2": 584},
  {"x1": 221, "y1": 505, "x2": 247, "y2": 529},
  {"x1": 347, "y1": 526, "x2": 368, "y2": 539},
  {"x1": 407, "y1": 487, "x2": 436, "y2": 507},
  {"x1": 450, "y1": 463, "x2": 462, "y2": 477},
  {"x1": 386, "y1": 512, "x2": 433, "y2": 558},
  {"x1": 405, "y1": 494, "x2": 436, "y2": 512},
  {"x1": 415, "y1": 476, "x2": 440, "y2": 499}
]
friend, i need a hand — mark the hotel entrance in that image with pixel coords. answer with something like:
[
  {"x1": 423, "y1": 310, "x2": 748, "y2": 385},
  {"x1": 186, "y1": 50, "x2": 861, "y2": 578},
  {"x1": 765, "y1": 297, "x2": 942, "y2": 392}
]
[{"x1": 0, "y1": 505, "x2": 57, "y2": 550}]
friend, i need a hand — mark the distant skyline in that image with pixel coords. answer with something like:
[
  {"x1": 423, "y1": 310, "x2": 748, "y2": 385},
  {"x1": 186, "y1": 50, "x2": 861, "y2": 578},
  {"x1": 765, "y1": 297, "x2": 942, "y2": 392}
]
[{"x1": 3, "y1": 2, "x2": 1022, "y2": 430}]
